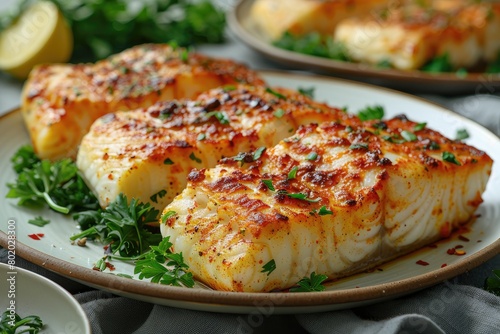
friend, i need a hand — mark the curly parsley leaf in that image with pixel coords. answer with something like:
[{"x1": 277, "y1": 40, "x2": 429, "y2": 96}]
[
  {"x1": 290, "y1": 272, "x2": 328, "y2": 292},
  {"x1": 0, "y1": 311, "x2": 43, "y2": 334},
  {"x1": 135, "y1": 237, "x2": 194, "y2": 287}
]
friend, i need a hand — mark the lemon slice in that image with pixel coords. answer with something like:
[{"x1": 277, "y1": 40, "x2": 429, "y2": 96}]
[{"x1": 0, "y1": 1, "x2": 73, "y2": 79}]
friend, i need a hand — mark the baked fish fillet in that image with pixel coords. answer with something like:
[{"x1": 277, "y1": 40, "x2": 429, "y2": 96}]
[
  {"x1": 250, "y1": 0, "x2": 385, "y2": 40},
  {"x1": 334, "y1": 0, "x2": 500, "y2": 70},
  {"x1": 77, "y1": 85, "x2": 355, "y2": 210},
  {"x1": 160, "y1": 115, "x2": 492, "y2": 292},
  {"x1": 21, "y1": 44, "x2": 264, "y2": 160}
]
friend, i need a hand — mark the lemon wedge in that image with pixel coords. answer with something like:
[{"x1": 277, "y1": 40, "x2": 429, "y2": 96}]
[{"x1": 0, "y1": 1, "x2": 73, "y2": 79}]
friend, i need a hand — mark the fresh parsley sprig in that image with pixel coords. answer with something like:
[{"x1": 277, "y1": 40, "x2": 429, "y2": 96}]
[
  {"x1": 290, "y1": 272, "x2": 328, "y2": 292},
  {"x1": 135, "y1": 237, "x2": 194, "y2": 287},
  {"x1": 0, "y1": 311, "x2": 43, "y2": 334},
  {"x1": 6, "y1": 146, "x2": 99, "y2": 214},
  {"x1": 71, "y1": 194, "x2": 161, "y2": 258}
]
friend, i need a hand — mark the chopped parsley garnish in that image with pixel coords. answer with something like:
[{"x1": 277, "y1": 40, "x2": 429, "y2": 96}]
[
  {"x1": 0, "y1": 311, "x2": 43, "y2": 334},
  {"x1": 189, "y1": 152, "x2": 202, "y2": 164},
  {"x1": 261, "y1": 259, "x2": 276, "y2": 276},
  {"x1": 311, "y1": 206, "x2": 333, "y2": 216},
  {"x1": 205, "y1": 111, "x2": 230, "y2": 125},
  {"x1": 290, "y1": 272, "x2": 328, "y2": 292},
  {"x1": 306, "y1": 152, "x2": 318, "y2": 161},
  {"x1": 442, "y1": 151, "x2": 461, "y2": 165},
  {"x1": 349, "y1": 143, "x2": 369, "y2": 150},
  {"x1": 273, "y1": 108, "x2": 285, "y2": 118},
  {"x1": 233, "y1": 147, "x2": 266, "y2": 166},
  {"x1": 286, "y1": 192, "x2": 321, "y2": 203},
  {"x1": 160, "y1": 210, "x2": 177, "y2": 224},
  {"x1": 414, "y1": 122, "x2": 427, "y2": 131},
  {"x1": 265, "y1": 87, "x2": 286, "y2": 100},
  {"x1": 357, "y1": 105, "x2": 384, "y2": 121},
  {"x1": 262, "y1": 179, "x2": 275, "y2": 191},
  {"x1": 135, "y1": 236, "x2": 194, "y2": 287},
  {"x1": 163, "y1": 158, "x2": 174, "y2": 165},
  {"x1": 455, "y1": 128, "x2": 470, "y2": 141},
  {"x1": 425, "y1": 141, "x2": 441, "y2": 150},
  {"x1": 298, "y1": 87, "x2": 315, "y2": 99},
  {"x1": 288, "y1": 166, "x2": 298, "y2": 180},
  {"x1": 400, "y1": 130, "x2": 417, "y2": 142},
  {"x1": 253, "y1": 147, "x2": 266, "y2": 161},
  {"x1": 28, "y1": 216, "x2": 50, "y2": 227},
  {"x1": 150, "y1": 190, "x2": 167, "y2": 204}
]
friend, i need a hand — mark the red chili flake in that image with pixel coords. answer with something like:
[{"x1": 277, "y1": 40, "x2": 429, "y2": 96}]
[
  {"x1": 441, "y1": 264, "x2": 447, "y2": 268},
  {"x1": 105, "y1": 262, "x2": 116, "y2": 271},
  {"x1": 28, "y1": 233, "x2": 45, "y2": 240},
  {"x1": 447, "y1": 248, "x2": 456, "y2": 255},
  {"x1": 416, "y1": 260, "x2": 429, "y2": 266},
  {"x1": 455, "y1": 244, "x2": 464, "y2": 249},
  {"x1": 458, "y1": 235, "x2": 470, "y2": 242}
]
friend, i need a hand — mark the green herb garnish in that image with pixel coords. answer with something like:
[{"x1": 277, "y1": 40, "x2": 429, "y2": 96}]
[
  {"x1": 135, "y1": 236, "x2": 194, "y2": 287},
  {"x1": 298, "y1": 87, "x2": 315, "y2": 99},
  {"x1": 150, "y1": 190, "x2": 167, "y2": 204},
  {"x1": 306, "y1": 152, "x2": 318, "y2": 161},
  {"x1": 290, "y1": 272, "x2": 328, "y2": 292},
  {"x1": 357, "y1": 105, "x2": 385, "y2": 121},
  {"x1": 261, "y1": 259, "x2": 276, "y2": 276},
  {"x1": 288, "y1": 166, "x2": 299, "y2": 180},
  {"x1": 0, "y1": 0, "x2": 227, "y2": 62},
  {"x1": 205, "y1": 111, "x2": 230, "y2": 125},
  {"x1": 265, "y1": 87, "x2": 287, "y2": 100},
  {"x1": 455, "y1": 128, "x2": 470, "y2": 141},
  {"x1": 313, "y1": 206, "x2": 333, "y2": 216},
  {"x1": 349, "y1": 143, "x2": 369, "y2": 150},
  {"x1": 197, "y1": 133, "x2": 206, "y2": 141},
  {"x1": 6, "y1": 146, "x2": 99, "y2": 214},
  {"x1": 163, "y1": 158, "x2": 174, "y2": 165},
  {"x1": 262, "y1": 179, "x2": 275, "y2": 191},
  {"x1": 189, "y1": 152, "x2": 202, "y2": 164},
  {"x1": 442, "y1": 151, "x2": 461, "y2": 165},
  {"x1": 0, "y1": 311, "x2": 43, "y2": 334},
  {"x1": 485, "y1": 269, "x2": 500, "y2": 296},
  {"x1": 273, "y1": 108, "x2": 285, "y2": 118},
  {"x1": 414, "y1": 122, "x2": 427, "y2": 131},
  {"x1": 401, "y1": 130, "x2": 417, "y2": 142},
  {"x1": 28, "y1": 216, "x2": 50, "y2": 227},
  {"x1": 71, "y1": 194, "x2": 161, "y2": 258}
]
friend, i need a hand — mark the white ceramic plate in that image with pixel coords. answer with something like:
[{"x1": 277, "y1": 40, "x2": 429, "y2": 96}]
[
  {"x1": 0, "y1": 263, "x2": 91, "y2": 333},
  {"x1": 228, "y1": 0, "x2": 500, "y2": 95},
  {"x1": 0, "y1": 72, "x2": 499, "y2": 314}
]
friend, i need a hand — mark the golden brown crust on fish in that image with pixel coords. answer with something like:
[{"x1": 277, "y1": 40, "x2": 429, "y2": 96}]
[
  {"x1": 161, "y1": 115, "x2": 492, "y2": 292},
  {"x1": 77, "y1": 84, "x2": 352, "y2": 210},
  {"x1": 21, "y1": 44, "x2": 265, "y2": 160}
]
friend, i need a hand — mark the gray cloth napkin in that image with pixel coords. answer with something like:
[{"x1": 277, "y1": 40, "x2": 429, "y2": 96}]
[{"x1": 2, "y1": 249, "x2": 500, "y2": 334}]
